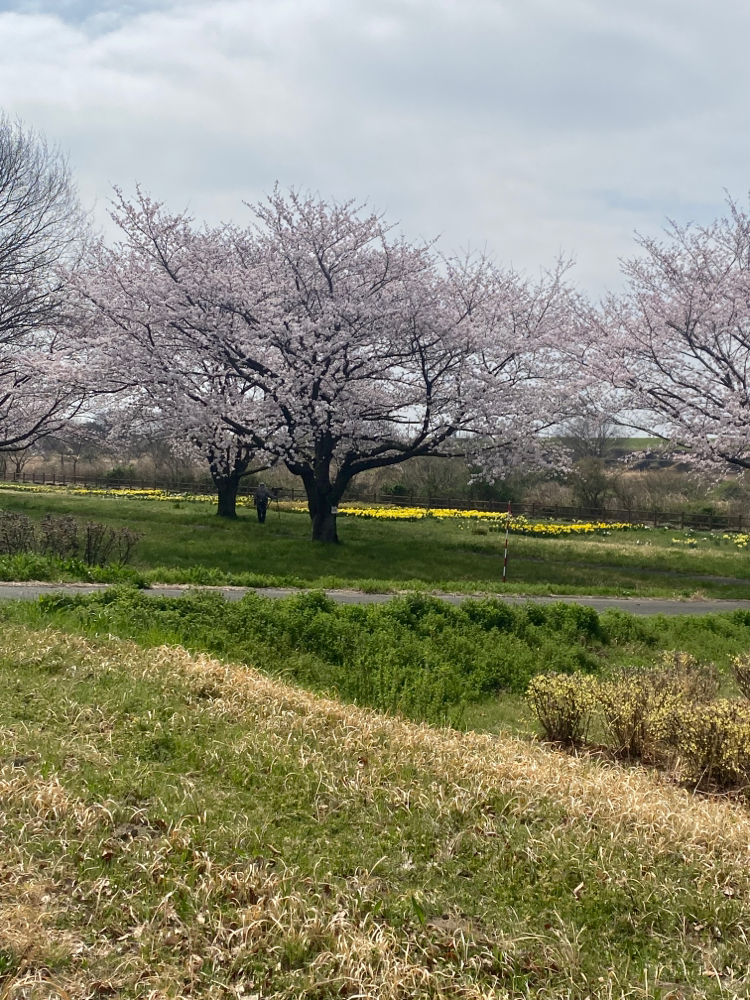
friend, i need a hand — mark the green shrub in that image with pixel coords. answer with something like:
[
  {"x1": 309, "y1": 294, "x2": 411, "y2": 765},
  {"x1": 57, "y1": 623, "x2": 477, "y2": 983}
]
[
  {"x1": 27, "y1": 591, "x2": 612, "y2": 725},
  {"x1": 20, "y1": 588, "x2": 750, "y2": 744},
  {"x1": 105, "y1": 464, "x2": 137, "y2": 480}
]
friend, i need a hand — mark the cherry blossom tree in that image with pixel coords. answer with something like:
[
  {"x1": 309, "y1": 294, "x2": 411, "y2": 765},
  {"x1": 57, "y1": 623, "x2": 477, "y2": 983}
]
[
  {"x1": 75, "y1": 326, "x2": 274, "y2": 517},
  {"x1": 78, "y1": 188, "x2": 577, "y2": 541},
  {"x1": 598, "y1": 198, "x2": 750, "y2": 472},
  {"x1": 114, "y1": 384, "x2": 274, "y2": 517},
  {"x1": 0, "y1": 115, "x2": 88, "y2": 454}
]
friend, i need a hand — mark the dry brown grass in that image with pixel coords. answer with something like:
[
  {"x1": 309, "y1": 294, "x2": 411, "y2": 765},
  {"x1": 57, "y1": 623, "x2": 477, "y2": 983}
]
[
  {"x1": 3, "y1": 626, "x2": 750, "y2": 998},
  {"x1": 0, "y1": 765, "x2": 112, "y2": 1000},
  {"x1": 140, "y1": 641, "x2": 750, "y2": 864}
]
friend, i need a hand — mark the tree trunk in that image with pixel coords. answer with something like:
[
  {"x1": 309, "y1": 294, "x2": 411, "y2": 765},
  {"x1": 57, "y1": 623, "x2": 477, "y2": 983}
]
[
  {"x1": 299, "y1": 469, "x2": 341, "y2": 543},
  {"x1": 216, "y1": 477, "x2": 240, "y2": 518},
  {"x1": 311, "y1": 507, "x2": 339, "y2": 543}
]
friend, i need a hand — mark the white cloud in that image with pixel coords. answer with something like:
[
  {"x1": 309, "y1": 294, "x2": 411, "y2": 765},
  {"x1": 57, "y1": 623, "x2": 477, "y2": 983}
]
[{"x1": 0, "y1": 0, "x2": 749, "y2": 292}]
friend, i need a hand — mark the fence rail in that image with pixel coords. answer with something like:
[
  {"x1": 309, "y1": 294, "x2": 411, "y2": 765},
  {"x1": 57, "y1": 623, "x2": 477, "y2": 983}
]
[{"x1": 2, "y1": 469, "x2": 748, "y2": 532}]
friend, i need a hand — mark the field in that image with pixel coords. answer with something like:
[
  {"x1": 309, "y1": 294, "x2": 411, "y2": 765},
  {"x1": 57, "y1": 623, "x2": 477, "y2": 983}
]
[
  {"x1": 5, "y1": 486, "x2": 750, "y2": 996},
  {"x1": 3, "y1": 624, "x2": 750, "y2": 998},
  {"x1": 2, "y1": 484, "x2": 750, "y2": 598}
]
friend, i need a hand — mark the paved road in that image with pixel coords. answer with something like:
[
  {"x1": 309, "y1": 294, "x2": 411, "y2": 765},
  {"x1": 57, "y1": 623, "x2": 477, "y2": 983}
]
[{"x1": 1, "y1": 581, "x2": 750, "y2": 616}]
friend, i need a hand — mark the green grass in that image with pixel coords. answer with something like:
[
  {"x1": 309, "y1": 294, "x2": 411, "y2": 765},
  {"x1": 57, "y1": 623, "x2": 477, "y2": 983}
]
[
  {"x1": 3, "y1": 624, "x2": 750, "y2": 997},
  {"x1": 5, "y1": 486, "x2": 750, "y2": 996},
  {"x1": 0, "y1": 589, "x2": 607, "y2": 725},
  {"x1": 2, "y1": 485, "x2": 750, "y2": 597},
  {"x1": 4, "y1": 588, "x2": 750, "y2": 732}
]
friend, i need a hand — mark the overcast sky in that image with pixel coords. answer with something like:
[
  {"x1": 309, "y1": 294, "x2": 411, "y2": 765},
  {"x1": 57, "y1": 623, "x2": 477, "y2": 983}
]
[{"x1": 0, "y1": 0, "x2": 748, "y2": 292}]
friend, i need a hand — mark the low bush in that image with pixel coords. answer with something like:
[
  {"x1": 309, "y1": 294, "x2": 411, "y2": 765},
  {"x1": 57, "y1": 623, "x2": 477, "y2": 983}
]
[
  {"x1": 732, "y1": 653, "x2": 750, "y2": 699},
  {"x1": 0, "y1": 510, "x2": 35, "y2": 555},
  {"x1": 656, "y1": 650, "x2": 720, "y2": 701},
  {"x1": 83, "y1": 521, "x2": 142, "y2": 566},
  {"x1": 39, "y1": 514, "x2": 79, "y2": 558},
  {"x1": 528, "y1": 656, "x2": 750, "y2": 790},
  {"x1": 0, "y1": 510, "x2": 142, "y2": 566},
  {"x1": 598, "y1": 671, "x2": 669, "y2": 760},
  {"x1": 24, "y1": 590, "x2": 605, "y2": 724},
  {"x1": 598, "y1": 653, "x2": 720, "y2": 760},
  {"x1": 526, "y1": 673, "x2": 598, "y2": 744},
  {"x1": 670, "y1": 699, "x2": 750, "y2": 789}
]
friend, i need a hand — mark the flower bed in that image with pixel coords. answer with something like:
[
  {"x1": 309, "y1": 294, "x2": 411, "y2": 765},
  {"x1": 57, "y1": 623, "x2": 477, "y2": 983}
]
[
  {"x1": 0, "y1": 482, "x2": 262, "y2": 507},
  {"x1": 338, "y1": 505, "x2": 644, "y2": 534}
]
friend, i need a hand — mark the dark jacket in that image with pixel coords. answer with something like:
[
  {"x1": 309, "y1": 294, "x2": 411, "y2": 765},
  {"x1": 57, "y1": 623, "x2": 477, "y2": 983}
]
[{"x1": 253, "y1": 485, "x2": 274, "y2": 506}]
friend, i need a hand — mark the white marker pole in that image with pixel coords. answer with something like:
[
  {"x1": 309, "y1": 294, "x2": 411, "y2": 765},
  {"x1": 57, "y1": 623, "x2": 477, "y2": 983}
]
[{"x1": 502, "y1": 501, "x2": 511, "y2": 583}]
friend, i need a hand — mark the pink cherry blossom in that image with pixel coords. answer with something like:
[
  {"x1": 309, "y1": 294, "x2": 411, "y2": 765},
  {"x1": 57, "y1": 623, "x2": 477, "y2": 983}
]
[
  {"x1": 594, "y1": 197, "x2": 750, "y2": 475},
  {"x1": 76, "y1": 187, "x2": 580, "y2": 540}
]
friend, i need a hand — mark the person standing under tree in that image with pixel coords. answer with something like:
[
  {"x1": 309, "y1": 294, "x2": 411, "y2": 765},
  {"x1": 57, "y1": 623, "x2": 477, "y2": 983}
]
[{"x1": 253, "y1": 482, "x2": 274, "y2": 523}]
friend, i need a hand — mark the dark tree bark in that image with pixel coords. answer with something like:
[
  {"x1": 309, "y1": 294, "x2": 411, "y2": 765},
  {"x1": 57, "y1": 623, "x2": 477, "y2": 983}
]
[
  {"x1": 311, "y1": 506, "x2": 339, "y2": 543},
  {"x1": 215, "y1": 473, "x2": 243, "y2": 518},
  {"x1": 299, "y1": 467, "x2": 342, "y2": 543},
  {"x1": 206, "y1": 443, "x2": 255, "y2": 519},
  {"x1": 292, "y1": 443, "x2": 438, "y2": 543}
]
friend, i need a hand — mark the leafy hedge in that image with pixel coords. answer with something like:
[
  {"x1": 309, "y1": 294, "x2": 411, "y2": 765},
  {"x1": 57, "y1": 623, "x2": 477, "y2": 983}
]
[
  {"x1": 13, "y1": 589, "x2": 750, "y2": 729},
  {"x1": 31, "y1": 589, "x2": 604, "y2": 723}
]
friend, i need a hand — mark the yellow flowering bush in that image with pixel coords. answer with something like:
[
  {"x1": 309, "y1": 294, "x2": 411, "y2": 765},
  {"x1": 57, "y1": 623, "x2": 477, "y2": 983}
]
[
  {"x1": 526, "y1": 672, "x2": 598, "y2": 745},
  {"x1": 726, "y1": 532, "x2": 750, "y2": 549},
  {"x1": 659, "y1": 650, "x2": 721, "y2": 703},
  {"x1": 668, "y1": 699, "x2": 750, "y2": 789},
  {"x1": 732, "y1": 654, "x2": 750, "y2": 700},
  {"x1": 598, "y1": 673, "x2": 671, "y2": 761},
  {"x1": 528, "y1": 658, "x2": 750, "y2": 790},
  {"x1": 598, "y1": 653, "x2": 719, "y2": 761}
]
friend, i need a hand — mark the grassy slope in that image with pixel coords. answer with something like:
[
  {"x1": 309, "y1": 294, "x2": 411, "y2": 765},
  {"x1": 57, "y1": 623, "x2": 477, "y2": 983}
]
[
  {"x1": 2, "y1": 625, "x2": 750, "y2": 999},
  {"x1": 2, "y1": 486, "x2": 750, "y2": 597},
  {"x1": 3, "y1": 588, "x2": 750, "y2": 739}
]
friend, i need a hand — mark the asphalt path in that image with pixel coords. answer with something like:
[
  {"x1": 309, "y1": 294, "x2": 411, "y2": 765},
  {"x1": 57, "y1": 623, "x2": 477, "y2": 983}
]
[{"x1": 1, "y1": 582, "x2": 750, "y2": 616}]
